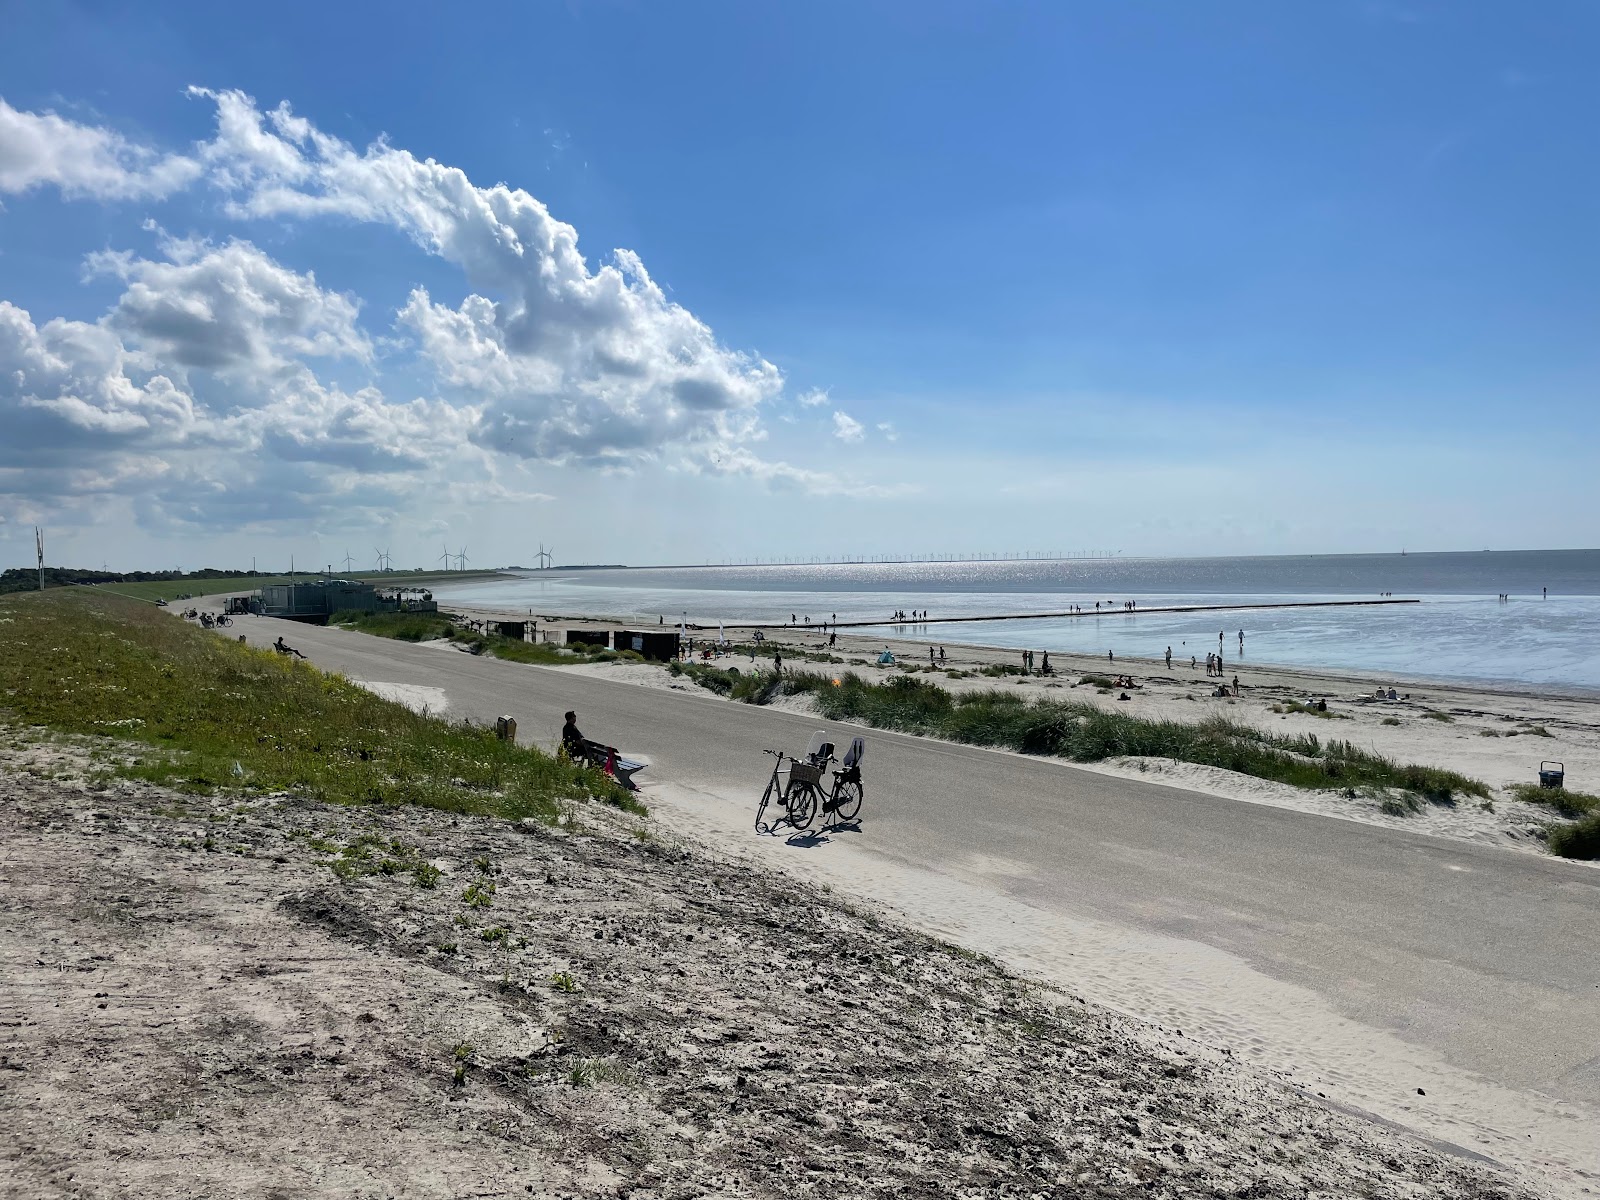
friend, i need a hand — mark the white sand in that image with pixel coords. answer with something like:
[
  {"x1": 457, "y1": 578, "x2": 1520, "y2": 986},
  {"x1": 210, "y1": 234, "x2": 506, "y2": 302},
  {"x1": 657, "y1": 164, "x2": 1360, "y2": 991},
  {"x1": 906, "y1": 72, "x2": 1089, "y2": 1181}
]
[{"x1": 349, "y1": 680, "x2": 450, "y2": 715}]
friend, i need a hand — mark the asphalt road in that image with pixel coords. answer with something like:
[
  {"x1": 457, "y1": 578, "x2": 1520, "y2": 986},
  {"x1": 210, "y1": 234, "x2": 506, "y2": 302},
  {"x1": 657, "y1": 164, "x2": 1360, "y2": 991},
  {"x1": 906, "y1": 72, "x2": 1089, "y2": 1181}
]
[{"x1": 232, "y1": 612, "x2": 1600, "y2": 1167}]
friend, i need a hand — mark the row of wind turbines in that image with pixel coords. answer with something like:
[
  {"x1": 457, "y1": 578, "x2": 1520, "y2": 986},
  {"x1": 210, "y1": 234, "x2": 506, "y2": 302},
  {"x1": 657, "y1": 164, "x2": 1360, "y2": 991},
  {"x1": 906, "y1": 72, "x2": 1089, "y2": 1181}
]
[{"x1": 327, "y1": 544, "x2": 555, "y2": 575}]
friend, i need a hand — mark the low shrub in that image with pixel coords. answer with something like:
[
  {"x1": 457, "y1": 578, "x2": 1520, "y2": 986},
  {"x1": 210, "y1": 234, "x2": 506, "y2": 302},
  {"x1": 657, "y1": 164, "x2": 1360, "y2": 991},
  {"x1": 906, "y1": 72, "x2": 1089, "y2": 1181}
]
[
  {"x1": 1547, "y1": 812, "x2": 1600, "y2": 859},
  {"x1": 1507, "y1": 783, "x2": 1599, "y2": 820}
]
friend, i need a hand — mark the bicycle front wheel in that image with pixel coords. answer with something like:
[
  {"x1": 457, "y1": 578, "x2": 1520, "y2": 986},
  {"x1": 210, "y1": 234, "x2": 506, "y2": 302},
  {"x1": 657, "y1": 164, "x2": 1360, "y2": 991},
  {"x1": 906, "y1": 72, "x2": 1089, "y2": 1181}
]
[
  {"x1": 756, "y1": 772, "x2": 779, "y2": 833},
  {"x1": 784, "y1": 780, "x2": 817, "y2": 830},
  {"x1": 831, "y1": 779, "x2": 863, "y2": 822}
]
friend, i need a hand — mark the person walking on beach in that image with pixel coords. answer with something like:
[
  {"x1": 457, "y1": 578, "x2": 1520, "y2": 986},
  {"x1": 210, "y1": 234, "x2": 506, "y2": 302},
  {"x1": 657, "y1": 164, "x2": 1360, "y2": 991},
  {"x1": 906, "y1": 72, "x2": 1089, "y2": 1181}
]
[
  {"x1": 1108, "y1": 649, "x2": 1114, "y2": 665},
  {"x1": 1238, "y1": 629, "x2": 1244, "y2": 650},
  {"x1": 938, "y1": 645, "x2": 946, "y2": 663},
  {"x1": 1190, "y1": 655, "x2": 1197, "y2": 670},
  {"x1": 1041, "y1": 651, "x2": 1051, "y2": 675},
  {"x1": 773, "y1": 651, "x2": 783, "y2": 675},
  {"x1": 828, "y1": 632, "x2": 837, "y2": 648},
  {"x1": 1165, "y1": 646, "x2": 1172, "y2": 670},
  {"x1": 929, "y1": 646, "x2": 936, "y2": 666}
]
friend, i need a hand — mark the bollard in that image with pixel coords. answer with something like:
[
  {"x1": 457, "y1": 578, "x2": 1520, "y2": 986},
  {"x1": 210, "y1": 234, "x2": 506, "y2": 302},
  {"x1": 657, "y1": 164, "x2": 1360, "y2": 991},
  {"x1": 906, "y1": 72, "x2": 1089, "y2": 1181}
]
[{"x1": 495, "y1": 715, "x2": 517, "y2": 743}]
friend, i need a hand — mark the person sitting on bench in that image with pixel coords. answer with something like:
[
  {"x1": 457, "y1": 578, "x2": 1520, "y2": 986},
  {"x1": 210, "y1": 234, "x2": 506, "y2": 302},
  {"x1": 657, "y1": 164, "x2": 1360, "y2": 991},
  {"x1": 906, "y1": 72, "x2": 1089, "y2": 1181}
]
[{"x1": 561, "y1": 711, "x2": 585, "y2": 759}]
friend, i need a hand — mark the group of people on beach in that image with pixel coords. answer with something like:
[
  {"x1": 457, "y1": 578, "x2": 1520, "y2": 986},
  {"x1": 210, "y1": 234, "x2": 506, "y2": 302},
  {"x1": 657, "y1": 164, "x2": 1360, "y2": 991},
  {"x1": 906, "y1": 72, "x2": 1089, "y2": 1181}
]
[
  {"x1": 1021, "y1": 649, "x2": 1052, "y2": 674},
  {"x1": 893, "y1": 609, "x2": 927, "y2": 623}
]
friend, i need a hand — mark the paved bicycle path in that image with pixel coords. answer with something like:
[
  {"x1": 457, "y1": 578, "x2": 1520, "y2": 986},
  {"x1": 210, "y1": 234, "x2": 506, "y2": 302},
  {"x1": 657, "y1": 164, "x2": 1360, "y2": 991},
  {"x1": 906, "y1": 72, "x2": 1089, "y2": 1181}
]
[{"x1": 227, "y1": 612, "x2": 1600, "y2": 1194}]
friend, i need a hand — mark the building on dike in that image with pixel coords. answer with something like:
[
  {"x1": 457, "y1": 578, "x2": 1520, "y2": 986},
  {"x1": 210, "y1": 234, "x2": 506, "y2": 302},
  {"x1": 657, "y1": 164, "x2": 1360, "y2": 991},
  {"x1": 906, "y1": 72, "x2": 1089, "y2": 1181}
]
[{"x1": 254, "y1": 579, "x2": 437, "y2": 624}]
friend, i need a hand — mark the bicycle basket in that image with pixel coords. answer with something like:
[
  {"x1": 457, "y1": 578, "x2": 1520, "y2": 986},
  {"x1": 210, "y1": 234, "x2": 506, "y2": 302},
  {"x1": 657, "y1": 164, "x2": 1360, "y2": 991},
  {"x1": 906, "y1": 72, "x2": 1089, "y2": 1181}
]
[{"x1": 787, "y1": 761, "x2": 823, "y2": 787}]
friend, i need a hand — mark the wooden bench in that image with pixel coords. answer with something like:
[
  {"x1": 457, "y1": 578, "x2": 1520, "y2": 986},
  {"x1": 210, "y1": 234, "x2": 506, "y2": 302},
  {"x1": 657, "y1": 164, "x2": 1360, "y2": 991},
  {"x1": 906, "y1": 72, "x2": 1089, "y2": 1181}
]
[{"x1": 577, "y1": 739, "x2": 647, "y2": 791}]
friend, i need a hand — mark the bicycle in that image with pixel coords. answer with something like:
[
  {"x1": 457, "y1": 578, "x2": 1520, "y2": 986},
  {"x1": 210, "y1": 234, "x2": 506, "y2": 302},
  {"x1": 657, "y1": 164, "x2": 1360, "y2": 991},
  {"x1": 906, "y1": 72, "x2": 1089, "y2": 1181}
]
[
  {"x1": 755, "y1": 735, "x2": 865, "y2": 834},
  {"x1": 786, "y1": 735, "x2": 866, "y2": 832},
  {"x1": 755, "y1": 749, "x2": 798, "y2": 834}
]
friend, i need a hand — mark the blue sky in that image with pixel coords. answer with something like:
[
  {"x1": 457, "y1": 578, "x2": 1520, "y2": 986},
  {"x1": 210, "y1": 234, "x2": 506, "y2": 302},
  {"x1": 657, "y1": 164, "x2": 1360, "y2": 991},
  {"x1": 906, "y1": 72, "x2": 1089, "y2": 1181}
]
[{"x1": 1, "y1": 1, "x2": 1596, "y2": 571}]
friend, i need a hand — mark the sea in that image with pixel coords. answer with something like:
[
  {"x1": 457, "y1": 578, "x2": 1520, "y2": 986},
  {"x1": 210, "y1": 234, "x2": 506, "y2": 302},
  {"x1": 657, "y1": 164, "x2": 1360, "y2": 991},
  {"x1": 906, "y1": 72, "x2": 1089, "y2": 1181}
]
[{"x1": 432, "y1": 549, "x2": 1600, "y2": 692}]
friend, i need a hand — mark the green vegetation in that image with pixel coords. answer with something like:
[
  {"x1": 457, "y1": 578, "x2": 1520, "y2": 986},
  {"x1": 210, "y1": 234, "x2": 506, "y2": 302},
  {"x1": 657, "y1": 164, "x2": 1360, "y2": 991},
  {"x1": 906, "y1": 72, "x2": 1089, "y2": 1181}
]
[
  {"x1": 330, "y1": 609, "x2": 644, "y2": 666},
  {"x1": 462, "y1": 879, "x2": 496, "y2": 909},
  {"x1": 1507, "y1": 783, "x2": 1599, "y2": 820},
  {"x1": 330, "y1": 609, "x2": 460, "y2": 642},
  {"x1": 4, "y1": 565, "x2": 506, "y2": 604},
  {"x1": 0, "y1": 588, "x2": 640, "y2": 821},
  {"x1": 666, "y1": 659, "x2": 787, "y2": 704},
  {"x1": 1422, "y1": 710, "x2": 1455, "y2": 723},
  {"x1": 549, "y1": 970, "x2": 580, "y2": 993},
  {"x1": 1547, "y1": 812, "x2": 1600, "y2": 860},
  {"x1": 681, "y1": 666, "x2": 1488, "y2": 802},
  {"x1": 1277, "y1": 700, "x2": 1348, "y2": 720}
]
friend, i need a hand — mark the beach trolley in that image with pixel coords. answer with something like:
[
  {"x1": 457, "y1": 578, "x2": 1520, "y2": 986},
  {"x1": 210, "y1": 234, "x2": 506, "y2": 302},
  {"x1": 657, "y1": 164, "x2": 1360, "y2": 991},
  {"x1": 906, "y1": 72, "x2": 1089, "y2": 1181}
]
[{"x1": 1539, "y1": 761, "x2": 1565, "y2": 790}]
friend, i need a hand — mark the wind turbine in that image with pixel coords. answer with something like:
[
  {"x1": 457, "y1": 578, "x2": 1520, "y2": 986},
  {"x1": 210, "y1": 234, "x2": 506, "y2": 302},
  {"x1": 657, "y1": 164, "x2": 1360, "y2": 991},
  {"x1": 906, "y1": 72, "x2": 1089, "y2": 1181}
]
[
  {"x1": 456, "y1": 546, "x2": 469, "y2": 572},
  {"x1": 537, "y1": 544, "x2": 553, "y2": 570},
  {"x1": 374, "y1": 546, "x2": 392, "y2": 572},
  {"x1": 439, "y1": 543, "x2": 452, "y2": 571},
  {"x1": 341, "y1": 550, "x2": 356, "y2": 575}
]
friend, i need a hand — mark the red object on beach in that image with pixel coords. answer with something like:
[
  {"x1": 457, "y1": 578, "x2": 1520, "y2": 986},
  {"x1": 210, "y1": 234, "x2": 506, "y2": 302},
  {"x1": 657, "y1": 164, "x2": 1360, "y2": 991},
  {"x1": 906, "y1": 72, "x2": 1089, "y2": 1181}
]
[{"x1": 604, "y1": 748, "x2": 619, "y2": 779}]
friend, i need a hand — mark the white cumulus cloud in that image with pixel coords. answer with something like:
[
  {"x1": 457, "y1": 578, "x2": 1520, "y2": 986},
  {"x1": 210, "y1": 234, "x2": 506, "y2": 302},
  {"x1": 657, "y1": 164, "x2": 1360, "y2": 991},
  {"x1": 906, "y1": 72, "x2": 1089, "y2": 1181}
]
[
  {"x1": 797, "y1": 387, "x2": 830, "y2": 408},
  {"x1": 190, "y1": 88, "x2": 803, "y2": 478},
  {"x1": 0, "y1": 97, "x2": 200, "y2": 200},
  {"x1": 832, "y1": 411, "x2": 865, "y2": 442},
  {"x1": 90, "y1": 236, "x2": 371, "y2": 381}
]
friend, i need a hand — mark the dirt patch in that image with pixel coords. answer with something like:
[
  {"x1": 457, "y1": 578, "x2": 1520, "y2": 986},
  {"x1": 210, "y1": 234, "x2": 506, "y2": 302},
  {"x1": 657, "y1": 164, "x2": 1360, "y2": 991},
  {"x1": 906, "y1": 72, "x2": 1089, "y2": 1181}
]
[{"x1": 0, "y1": 749, "x2": 1538, "y2": 1198}]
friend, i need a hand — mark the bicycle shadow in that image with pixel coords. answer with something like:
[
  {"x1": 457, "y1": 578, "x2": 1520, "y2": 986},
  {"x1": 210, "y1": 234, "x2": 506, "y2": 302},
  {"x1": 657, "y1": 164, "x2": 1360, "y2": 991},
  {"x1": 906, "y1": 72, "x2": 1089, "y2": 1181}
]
[{"x1": 778, "y1": 816, "x2": 862, "y2": 849}]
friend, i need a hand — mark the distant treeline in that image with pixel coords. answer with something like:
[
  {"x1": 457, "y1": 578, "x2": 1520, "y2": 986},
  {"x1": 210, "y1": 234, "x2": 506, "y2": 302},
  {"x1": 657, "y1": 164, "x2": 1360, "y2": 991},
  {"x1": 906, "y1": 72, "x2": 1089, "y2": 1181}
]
[{"x1": 0, "y1": 567, "x2": 263, "y2": 595}]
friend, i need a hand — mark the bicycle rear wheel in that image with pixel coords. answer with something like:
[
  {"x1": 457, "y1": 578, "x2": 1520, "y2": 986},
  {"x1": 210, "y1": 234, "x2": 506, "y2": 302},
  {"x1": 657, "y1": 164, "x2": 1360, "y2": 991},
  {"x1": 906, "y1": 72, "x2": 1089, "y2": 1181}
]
[
  {"x1": 831, "y1": 779, "x2": 863, "y2": 822},
  {"x1": 784, "y1": 779, "x2": 817, "y2": 830}
]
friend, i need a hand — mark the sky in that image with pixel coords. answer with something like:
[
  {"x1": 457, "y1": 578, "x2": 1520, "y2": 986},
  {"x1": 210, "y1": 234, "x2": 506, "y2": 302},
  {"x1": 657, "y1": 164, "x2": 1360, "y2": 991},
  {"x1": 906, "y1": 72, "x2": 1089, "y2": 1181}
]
[{"x1": 1, "y1": 1, "x2": 1596, "y2": 572}]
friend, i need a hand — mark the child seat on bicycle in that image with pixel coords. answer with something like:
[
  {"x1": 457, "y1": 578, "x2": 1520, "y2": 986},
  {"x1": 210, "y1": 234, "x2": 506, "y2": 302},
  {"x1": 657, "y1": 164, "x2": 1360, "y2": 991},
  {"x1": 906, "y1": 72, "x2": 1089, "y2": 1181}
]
[{"x1": 838, "y1": 735, "x2": 865, "y2": 783}]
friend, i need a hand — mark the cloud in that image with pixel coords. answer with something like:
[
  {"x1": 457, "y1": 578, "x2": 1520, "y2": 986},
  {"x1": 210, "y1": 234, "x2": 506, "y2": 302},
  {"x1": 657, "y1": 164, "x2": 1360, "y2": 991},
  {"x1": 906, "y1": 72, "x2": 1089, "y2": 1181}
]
[
  {"x1": 90, "y1": 236, "x2": 371, "y2": 381},
  {"x1": 797, "y1": 387, "x2": 830, "y2": 408},
  {"x1": 832, "y1": 411, "x2": 864, "y2": 442},
  {"x1": 689, "y1": 445, "x2": 902, "y2": 498},
  {"x1": 191, "y1": 88, "x2": 795, "y2": 473},
  {"x1": 876, "y1": 421, "x2": 899, "y2": 442},
  {"x1": 0, "y1": 300, "x2": 202, "y2": 466},
  {"x1": 0, "y1": 97, "x2": 200, "y2": 200},
  {"x1": 0, "y1": 247, "x2": 478, "y2": 525}
]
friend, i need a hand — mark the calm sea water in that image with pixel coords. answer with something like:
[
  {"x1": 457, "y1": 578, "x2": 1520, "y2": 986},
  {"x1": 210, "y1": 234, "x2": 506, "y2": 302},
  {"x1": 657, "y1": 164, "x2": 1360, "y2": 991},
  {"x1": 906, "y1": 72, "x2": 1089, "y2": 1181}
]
[{"x1": 434, "y1": 550, "x2": 1600, "y2": 691}]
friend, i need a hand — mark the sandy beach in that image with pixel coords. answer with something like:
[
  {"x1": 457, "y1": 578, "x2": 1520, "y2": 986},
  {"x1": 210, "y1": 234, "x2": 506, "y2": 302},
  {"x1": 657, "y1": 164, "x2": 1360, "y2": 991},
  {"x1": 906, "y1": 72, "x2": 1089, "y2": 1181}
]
[{"x1": 448, "y1": 602, "x2": 1600, "y2": 860}]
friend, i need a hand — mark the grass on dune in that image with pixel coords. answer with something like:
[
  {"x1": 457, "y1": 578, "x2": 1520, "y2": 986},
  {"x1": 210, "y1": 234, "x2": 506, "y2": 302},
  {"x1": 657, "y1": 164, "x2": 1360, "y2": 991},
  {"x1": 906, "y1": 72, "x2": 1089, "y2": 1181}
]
[
  {"x1": 1507, "y1": 780, "x2": 1600, "y2": 862},
  {"x1": 1546, "y1": 813, "x2": 1600, "y2": 860},
  {"x1": 0, "y1": 589, "x2": 639, "y2": 819},
  {"x1": 673, "y1": 664, "x2": 1488, "y2": 804},
  {"x1": 1506, "y1": 782, "x2": 1599, "y2": 820}
]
